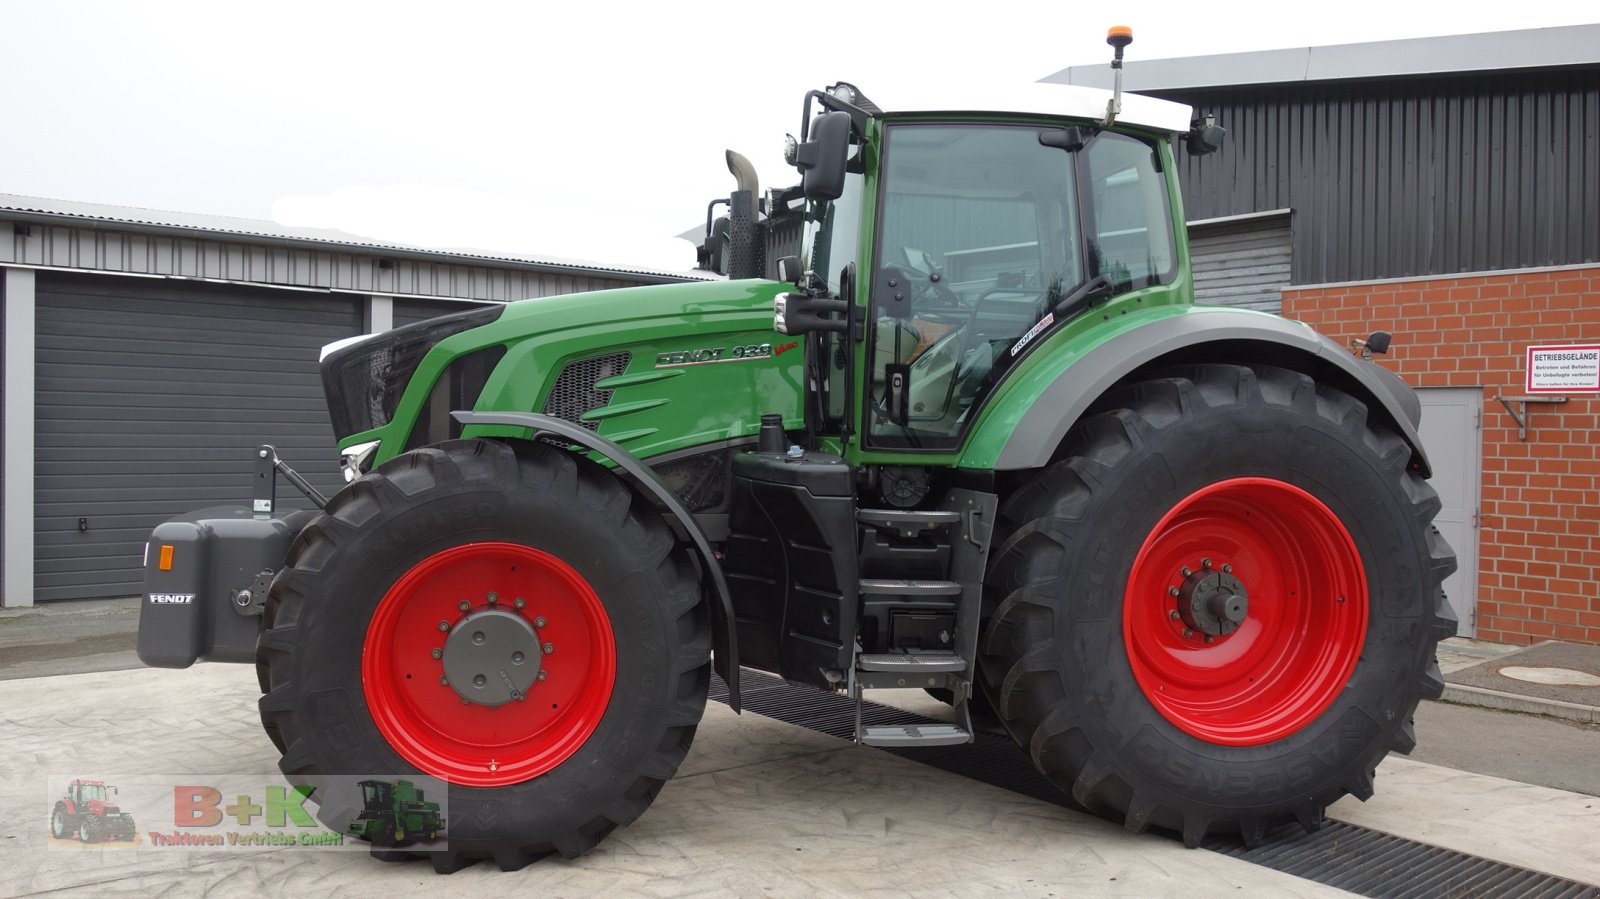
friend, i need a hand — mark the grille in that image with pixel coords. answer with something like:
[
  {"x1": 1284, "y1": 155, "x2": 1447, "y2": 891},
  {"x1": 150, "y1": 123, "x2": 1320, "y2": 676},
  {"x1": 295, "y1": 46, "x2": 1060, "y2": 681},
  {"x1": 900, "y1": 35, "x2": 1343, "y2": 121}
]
[{"x1": 541, "y1": 353, "x2": 631, "y2": 430}]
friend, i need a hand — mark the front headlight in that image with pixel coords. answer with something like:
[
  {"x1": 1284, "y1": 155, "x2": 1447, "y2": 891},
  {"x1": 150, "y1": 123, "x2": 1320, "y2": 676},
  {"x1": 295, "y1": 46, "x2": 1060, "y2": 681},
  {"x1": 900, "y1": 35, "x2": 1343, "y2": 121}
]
[{"x1": 774, "y1": 293, "x2": 790, "y2": 335}]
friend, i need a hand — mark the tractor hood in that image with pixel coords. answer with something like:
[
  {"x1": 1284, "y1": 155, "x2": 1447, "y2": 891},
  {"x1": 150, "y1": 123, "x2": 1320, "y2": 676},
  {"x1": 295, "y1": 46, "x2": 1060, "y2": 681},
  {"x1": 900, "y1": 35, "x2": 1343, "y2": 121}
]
[{"x1": 326, "y1": 278, "x2": 803, "y2": 470}]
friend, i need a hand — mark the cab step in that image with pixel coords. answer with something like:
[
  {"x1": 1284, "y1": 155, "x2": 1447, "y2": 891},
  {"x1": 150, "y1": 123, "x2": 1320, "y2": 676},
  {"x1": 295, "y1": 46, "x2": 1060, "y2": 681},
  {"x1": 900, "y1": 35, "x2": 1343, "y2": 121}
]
[
  {"x1": 860, "y1": 723, "x2": 973, "y2": 748},
  {"x1": 858, "y1": 579, "x2": 962, "y2": 596},
  {"x1": 857, "y1": 508, "x2": 961, "y2": 537},
  {"x1": 858, "y1": 652, "x2": 966, "y2": 673}
]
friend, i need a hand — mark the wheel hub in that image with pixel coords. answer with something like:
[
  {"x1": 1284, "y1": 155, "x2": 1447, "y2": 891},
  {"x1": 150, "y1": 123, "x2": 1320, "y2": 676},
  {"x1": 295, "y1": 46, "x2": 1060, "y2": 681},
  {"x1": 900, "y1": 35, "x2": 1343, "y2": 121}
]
[
  {"x1": 440, "y1": 608, "x2": 543, "y2": 708},
  {"x1": 1178, "y1": 566, "x2": 1249, "y2": 636}
]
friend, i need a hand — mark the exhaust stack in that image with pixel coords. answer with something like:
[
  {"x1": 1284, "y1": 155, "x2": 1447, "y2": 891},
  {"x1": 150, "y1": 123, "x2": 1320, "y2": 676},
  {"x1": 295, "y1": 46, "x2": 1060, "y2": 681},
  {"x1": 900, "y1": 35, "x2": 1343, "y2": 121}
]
[{"x1": 724, "y1": 150, "x2": 763, "y2": 280}]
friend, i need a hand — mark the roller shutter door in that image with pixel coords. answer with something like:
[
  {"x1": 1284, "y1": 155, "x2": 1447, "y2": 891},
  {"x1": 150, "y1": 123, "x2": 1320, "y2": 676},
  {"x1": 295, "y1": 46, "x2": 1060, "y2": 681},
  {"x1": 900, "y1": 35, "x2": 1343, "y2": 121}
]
[
  {"x1": 1188, "y1": 214, "x2": 1292, "y2": 313},
  {"x1": 393, "y1": 298, "x2": 493, "y2": 329},
  {"x1": 33, "y1": 274, "x2": 361, "y2": 600}
]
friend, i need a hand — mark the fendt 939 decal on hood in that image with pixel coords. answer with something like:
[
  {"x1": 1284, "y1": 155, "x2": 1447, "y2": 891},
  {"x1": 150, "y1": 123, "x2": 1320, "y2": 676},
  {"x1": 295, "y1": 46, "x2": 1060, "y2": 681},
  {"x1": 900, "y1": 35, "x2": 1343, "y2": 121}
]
[{"x1": 656, "y1": 341, "x2": 797, "y2": 367}]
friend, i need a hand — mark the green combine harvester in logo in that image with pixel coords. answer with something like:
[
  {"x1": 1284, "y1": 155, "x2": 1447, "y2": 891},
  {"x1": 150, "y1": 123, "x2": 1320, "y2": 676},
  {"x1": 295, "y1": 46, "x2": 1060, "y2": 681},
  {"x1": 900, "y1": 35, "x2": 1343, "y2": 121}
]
[{"x1": 347, "y1": 780, "x2": 444, "y2": 845}]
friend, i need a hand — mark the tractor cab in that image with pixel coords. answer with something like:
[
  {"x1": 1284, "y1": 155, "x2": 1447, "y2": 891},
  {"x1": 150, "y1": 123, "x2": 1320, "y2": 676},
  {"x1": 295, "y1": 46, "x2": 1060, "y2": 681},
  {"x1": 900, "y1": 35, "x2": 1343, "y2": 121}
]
[
  {"x1": 789, "y1": 102, "x2": 1183, "y2": 453},
  {"x1": 69, "y1": 781, "x2": 110, "y2": 806},
  {"x1": 359, "y1": 780, "x2": 391, "y2": 807}
]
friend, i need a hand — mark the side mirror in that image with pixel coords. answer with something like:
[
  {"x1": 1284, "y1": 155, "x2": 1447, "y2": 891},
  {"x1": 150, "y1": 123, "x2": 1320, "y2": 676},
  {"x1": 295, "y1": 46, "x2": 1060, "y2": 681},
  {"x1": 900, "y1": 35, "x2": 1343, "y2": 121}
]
[
  {"x1": 702, "y1": 217, "x2": 729, "y2": 275},
  {"x1": 787, "y1": 111, "x2": 850, "y2": 201},
  {"x1": 1186, "y1": 114, "x2": 1226, "y2": 156}
]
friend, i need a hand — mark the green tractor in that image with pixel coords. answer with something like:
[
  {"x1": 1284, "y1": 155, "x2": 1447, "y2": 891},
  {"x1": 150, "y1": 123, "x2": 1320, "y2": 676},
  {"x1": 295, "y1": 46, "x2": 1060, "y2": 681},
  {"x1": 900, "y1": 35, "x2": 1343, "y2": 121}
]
[
  {"x1": 139, "y1": 30, "x2": 1454, "y2": 873},
  {"x1": 348, "y1": 780, "x2": 444, "y2": 845}
]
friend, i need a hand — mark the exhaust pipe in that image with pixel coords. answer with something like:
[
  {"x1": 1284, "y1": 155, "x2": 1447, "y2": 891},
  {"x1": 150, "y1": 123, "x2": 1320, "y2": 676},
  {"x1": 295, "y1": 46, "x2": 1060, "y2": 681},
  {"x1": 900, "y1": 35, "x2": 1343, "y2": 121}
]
[{"x1": 724, "y1": 150, "x2": 763, "y2": 280}]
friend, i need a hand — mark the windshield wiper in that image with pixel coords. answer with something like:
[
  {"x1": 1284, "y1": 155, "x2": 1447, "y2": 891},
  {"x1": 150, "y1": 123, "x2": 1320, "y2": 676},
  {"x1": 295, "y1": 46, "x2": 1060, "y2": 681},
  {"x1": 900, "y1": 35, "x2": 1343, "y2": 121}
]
[{"x1": 1051, "y1": 273, "x2": 1115, "y2": 318}]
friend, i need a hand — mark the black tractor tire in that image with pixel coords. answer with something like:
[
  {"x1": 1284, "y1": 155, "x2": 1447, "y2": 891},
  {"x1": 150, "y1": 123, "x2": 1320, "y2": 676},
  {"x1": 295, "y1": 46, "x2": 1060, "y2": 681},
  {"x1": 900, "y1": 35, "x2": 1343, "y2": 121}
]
[
  {"x1": 256, "y1": 438, "x2": 710, "y2": 873},
  {"x1": 78, "y1": 822, "x2": 93, "y2": 844},
  {"x1": 50, "y1": 805, "x2": 72, "y2": 840},
  {"x1": 979, "y1": 364, "x2": 1456, "y2": 847}
]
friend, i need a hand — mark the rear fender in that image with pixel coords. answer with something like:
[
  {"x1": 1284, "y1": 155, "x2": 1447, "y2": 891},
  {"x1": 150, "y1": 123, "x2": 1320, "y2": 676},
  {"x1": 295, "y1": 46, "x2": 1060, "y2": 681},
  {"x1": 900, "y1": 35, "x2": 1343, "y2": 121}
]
[
  {"x1": 451, "y1": 411, "x2": 741, "y2": 712},
  {"x1": 965, "y1": 308, "x2": 1431, "y2": 477}
]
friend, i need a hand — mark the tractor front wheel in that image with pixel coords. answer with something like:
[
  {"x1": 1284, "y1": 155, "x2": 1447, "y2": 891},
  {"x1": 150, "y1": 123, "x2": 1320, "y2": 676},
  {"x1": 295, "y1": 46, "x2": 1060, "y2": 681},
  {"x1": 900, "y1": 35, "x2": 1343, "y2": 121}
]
[
  {"x1": 980, "y1": 364, "x2": 1456, "y2": 846},
  {"x1": 50, "y1": 806, "x2": 72, "y2": 840},
  {"x1": 257, "y1": 439, "x2": 710, "y2": 872}
]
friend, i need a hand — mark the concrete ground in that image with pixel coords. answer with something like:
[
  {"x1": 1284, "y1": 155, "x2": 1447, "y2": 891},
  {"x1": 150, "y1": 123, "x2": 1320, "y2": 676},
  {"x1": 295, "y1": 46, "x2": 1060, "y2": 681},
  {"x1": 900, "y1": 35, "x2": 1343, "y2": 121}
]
[
  {"x1": 3, "y1": 664, "x2": 1600, "y2": 898},
  {"x1": 3, "y1": 601, "x2": 1599, "y2": 896}
]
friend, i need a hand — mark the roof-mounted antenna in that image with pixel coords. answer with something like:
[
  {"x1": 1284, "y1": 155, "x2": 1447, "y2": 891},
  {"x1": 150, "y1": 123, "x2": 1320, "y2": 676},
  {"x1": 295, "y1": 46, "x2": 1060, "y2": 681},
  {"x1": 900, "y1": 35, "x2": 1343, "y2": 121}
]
[{"x1": 1103, "y1": 25, "x2": 1133, "y2": 126}]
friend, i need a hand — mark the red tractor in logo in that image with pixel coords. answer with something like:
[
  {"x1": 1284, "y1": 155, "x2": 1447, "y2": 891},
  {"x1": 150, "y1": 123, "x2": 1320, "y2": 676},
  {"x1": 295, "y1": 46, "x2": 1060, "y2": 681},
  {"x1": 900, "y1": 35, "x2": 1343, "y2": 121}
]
[{"x1": 51, "y1": 779, "x2": 136, "y2": 843}]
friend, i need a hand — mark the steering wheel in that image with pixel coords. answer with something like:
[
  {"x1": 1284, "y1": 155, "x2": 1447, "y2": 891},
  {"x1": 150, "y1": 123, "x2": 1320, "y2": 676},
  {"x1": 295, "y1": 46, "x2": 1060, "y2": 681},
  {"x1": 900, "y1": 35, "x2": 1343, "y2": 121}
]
[{"x1": 913, "y1": 272, "x2": 969, "y2": 322}]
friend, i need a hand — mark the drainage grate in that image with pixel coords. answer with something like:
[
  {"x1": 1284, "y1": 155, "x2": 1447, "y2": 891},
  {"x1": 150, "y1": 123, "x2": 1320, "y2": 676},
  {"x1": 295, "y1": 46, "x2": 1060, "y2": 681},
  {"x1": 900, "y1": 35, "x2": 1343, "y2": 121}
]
[{"x1": 710, "y1": 672, "x2": 1599, "y2": 899}]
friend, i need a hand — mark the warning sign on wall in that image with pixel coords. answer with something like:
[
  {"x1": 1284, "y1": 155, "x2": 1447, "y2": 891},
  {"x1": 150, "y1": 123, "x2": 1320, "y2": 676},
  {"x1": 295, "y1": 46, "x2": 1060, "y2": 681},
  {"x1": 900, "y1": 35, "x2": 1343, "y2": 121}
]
[{"x1": 1526, "y1": 344, "x2": 1600, "y2": 393}]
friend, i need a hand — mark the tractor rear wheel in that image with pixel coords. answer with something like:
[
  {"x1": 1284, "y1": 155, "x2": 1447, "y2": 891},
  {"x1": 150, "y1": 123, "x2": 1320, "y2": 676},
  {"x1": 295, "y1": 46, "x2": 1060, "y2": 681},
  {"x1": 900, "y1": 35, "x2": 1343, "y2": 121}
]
[
  {"x1": 979, "y1": 364, "x2": 1456, "y2": 847},
  {"x1": 257, "y1": 438, "x2": 710, "y2": 872}
]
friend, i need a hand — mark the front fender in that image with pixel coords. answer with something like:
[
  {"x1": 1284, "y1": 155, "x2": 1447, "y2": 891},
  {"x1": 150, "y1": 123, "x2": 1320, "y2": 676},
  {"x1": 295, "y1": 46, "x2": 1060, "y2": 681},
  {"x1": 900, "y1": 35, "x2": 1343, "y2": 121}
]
[
  {"x1": 962, "y1": 306, "x2": 1431, "y2": 477},
  {"x1": 451, "y1": 410, "x2": 741, "y2": 711}
]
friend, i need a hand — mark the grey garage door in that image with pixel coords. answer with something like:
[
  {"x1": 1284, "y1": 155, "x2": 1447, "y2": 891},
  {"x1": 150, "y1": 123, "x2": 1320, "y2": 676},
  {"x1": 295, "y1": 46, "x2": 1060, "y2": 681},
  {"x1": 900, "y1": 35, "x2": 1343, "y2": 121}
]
[
  {"x1": 1417, "y1": 388, "x2": 1482, "y2": 637},
  {"x1": 34, "y1": 274, "x2": 361, "y2": 601},
  {"x1": 1188, "y1": 214, "x2": 1292, "y2": 313},
  {"x1": 394, "y1": 298, "x2": 493, "y2": 329}
]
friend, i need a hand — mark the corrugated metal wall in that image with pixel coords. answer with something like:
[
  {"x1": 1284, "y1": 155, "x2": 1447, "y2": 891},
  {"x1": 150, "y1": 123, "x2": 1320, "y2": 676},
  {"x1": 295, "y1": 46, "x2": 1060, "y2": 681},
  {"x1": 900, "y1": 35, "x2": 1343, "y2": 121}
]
[
  {"x1": 2, "y1": 223, "x2": 640, "y2": 301},
  {"x1": 1161, "y1": 67, "x2": 1600, "y2": 284},
  {"x1": 393, "y1": 298, "x2": 493, "y2": 329}
]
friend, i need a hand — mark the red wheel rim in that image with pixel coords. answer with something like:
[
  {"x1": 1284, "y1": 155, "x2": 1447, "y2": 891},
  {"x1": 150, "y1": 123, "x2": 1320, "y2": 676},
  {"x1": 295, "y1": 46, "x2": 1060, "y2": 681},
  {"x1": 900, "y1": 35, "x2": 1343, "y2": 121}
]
[
  {"x1": 362, "y1": 542, "x2": 616, "y2": 786},
  {"x1": 1123, "y1": 478, "x2": 1367, "y2": 746}
]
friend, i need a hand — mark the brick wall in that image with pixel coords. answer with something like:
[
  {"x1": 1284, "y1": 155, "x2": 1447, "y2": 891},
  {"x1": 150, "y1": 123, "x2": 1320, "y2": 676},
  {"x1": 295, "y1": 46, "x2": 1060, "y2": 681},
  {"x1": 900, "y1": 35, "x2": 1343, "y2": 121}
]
[{"x1": 1284, "y1": 265, "x2": 1600, "y2": 646}]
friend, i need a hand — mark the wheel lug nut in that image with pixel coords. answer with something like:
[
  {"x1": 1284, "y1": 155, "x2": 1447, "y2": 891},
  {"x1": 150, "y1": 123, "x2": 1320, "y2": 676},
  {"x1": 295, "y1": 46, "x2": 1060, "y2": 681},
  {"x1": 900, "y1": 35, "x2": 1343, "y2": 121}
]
[
  {"x1": 513, "y1": 691, "x2": 524, "y2": 701},
  {"x1": 543, "y1": 642, "x2": 555, "y2": 654},
  {"x1": 514, "y1": 598, "x2": 526, "y2": 609},
  {"x1": 1182, "y1": 628, "x2": 1194, "y2": 639},
  {"x1": 439, "y1": 676, "x2": 449, "y2": 686},
  {"x1": 430, "y1": 648, "x2": 443, "y2": 660},
  {"x1": 487, "y1": 592, "x2": 498, "y2": 603},
  {"x1": 458, "y1": 600, "x2": 471, "y2": 612},
  {"x1": 1181, "y1": 567, "x2": 1193, "y2": 577},
  {"x1": 437, "y1": 620, "x2": 450, "y2": 632},
  {"x1": 1169, "y1": 610, "x2": 1181, "y2": 621},
  {"x1": 1205, "y1": 635, "x2": 1215, "y2": 644},
  {"x1": 1202, "y1": 558, "x2": 1212, "y2": 569},
  {"x1": 537, "y1": 670, "x2": 548, "y2": 681},
  {"x1": 1222, "y1": 564, "x2": 1233, "y2": 574},
  {"x1": 534, "y1": 616, "x2": 547, "y2": 629},
  {"x1": 1167, "y1": 587, "x2": 1180, "y2": 597}
]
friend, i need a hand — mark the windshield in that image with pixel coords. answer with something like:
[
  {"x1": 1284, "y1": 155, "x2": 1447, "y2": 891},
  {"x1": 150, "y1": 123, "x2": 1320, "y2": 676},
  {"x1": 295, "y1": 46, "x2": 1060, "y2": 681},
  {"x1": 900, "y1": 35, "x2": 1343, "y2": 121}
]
[
  {"x1": 77, "y1": 784, "x2": 108, "y2": 802},
  {"x1": 866, "y1": 123, "x2": 1174, "y2": 450}
]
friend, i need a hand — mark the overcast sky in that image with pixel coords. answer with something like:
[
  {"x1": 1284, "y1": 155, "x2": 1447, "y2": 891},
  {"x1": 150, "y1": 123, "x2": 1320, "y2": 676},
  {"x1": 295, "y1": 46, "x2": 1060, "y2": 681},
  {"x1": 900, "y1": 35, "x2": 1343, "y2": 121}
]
[{"x1": 2, "y1": 1, "x2": 1595, "y2": 273}]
